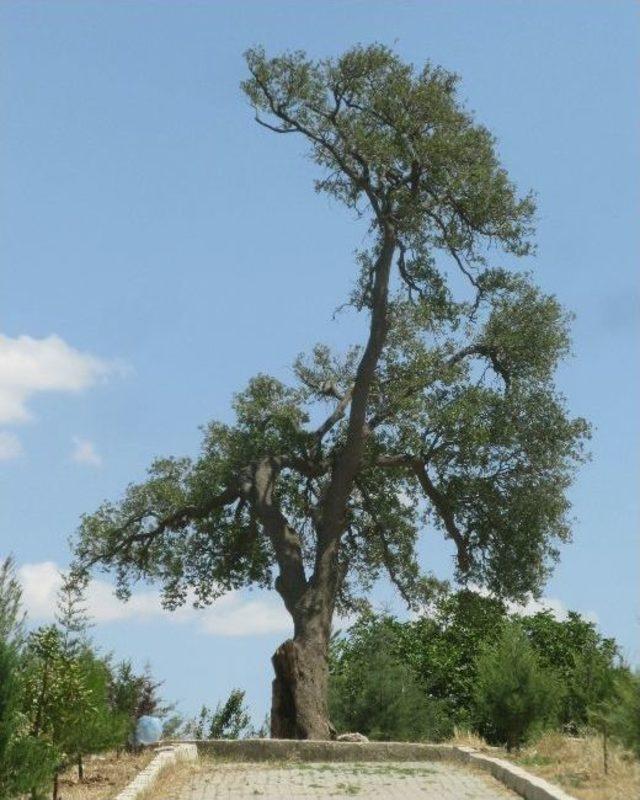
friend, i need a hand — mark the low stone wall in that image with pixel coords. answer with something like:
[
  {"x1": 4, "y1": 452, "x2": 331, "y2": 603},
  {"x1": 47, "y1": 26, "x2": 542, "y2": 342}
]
[
  {"x1": 194, "y1": 738, "x2": 455, "y2": 762},
  {"x1": 190, "y1": 739, "x2": 577, "y2": 800}
]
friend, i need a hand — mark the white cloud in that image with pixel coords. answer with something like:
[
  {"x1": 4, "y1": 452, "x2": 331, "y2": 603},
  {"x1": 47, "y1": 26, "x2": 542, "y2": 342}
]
[
  {"x1": 17, "y1": 561, "x2": 292, "y2": 637},
  {"x1": 467, "y1": 583, "x2": 599, "y2": 625},
  {"x1": 0, "y1": 333, "x2": 122, "y2": 425},
  {"x1": 0, "y1": 431, "x2": 24, "y2": 461},
  {"x1": 199, "y1": 595, "x2": 292, "y2": 637},
  {"x1": 506, "y1": 595, "x2": 599, "y2": 625},
  {"x1": 17, "y1": 562, "x2": 62, "y2": 618},
  {"x1": 71, "y1": 437, "x2": 102, "y2": 467}
]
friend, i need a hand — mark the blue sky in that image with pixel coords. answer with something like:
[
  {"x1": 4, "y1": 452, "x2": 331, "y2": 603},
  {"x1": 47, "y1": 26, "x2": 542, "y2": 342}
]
[{"x1": 1, "y1": 1, "x2": 638, "y2": 723}]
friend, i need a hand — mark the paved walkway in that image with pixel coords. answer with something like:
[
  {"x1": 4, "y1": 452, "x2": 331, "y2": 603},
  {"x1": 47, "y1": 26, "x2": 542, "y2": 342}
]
[{"x1": 177, "y1": 761, "x2": 519, "y2": 799}]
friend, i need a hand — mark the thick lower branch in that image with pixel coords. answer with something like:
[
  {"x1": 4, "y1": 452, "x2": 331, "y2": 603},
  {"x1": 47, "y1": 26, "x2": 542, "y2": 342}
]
[{"x1": 250, "y1": 458, "x2": 308, "y2": 615}]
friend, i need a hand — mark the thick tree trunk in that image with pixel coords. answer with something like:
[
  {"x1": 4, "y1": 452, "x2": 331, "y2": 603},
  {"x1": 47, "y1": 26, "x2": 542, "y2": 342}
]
[
  {"x1": 270, "y1": 635, "x2": 334, "y2": 740},
  {"x1": 270, "y1": 590, "x2": 336, "y2": 741}
]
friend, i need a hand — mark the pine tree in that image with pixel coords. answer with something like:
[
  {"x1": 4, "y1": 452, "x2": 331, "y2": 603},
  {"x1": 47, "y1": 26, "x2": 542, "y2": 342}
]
[
  {"x1": 0, "y1": 556, "x2": 26, "y2": 648},
  {"x1": 0, "y1": 567, "x2": 56, "y2": 800},
  {"x1": 474, "y1": 623, "x2": 562, "y2": 750},
  {"x1": 55, "y1": 574, "x2": 92, "y2": 659}
]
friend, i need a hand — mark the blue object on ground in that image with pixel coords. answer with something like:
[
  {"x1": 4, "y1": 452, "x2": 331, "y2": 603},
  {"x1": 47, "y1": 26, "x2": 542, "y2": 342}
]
[{"x1": 135, "y1": 715, "x2": 163, "y2": 745}]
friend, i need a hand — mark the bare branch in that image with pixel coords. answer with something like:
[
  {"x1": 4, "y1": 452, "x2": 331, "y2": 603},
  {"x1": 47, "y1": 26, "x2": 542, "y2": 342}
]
[
  {"x1": 447, "y1": 343, "x2": 510, "y2": 388},
  {"x1": 315, "y1": 386, "x2": 353, "y2": 440},
  {"x1": 413, "y1": 465, "x2": 471, "y2": 573}
]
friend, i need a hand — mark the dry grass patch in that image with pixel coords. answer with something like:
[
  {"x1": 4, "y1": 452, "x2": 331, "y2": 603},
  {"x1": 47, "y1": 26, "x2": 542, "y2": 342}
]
[
  {"x1": 58, "y1": 751, "x2": 154, "y2": 800},
  {"x1": 139, "y1": 759, "x2": 201, "y2": 800},
  {"x1": 450, "y1": 730, "x2": 640, "y2": 800}
]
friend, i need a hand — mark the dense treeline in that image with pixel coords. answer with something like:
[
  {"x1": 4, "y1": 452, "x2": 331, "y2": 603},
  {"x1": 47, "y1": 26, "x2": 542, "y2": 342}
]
[
  {"x1": 0, "y1": 558, "x2": 171, "y2": 800},
  {"x1": 330, "y1": 589, "x2": 640, "y2": 752}
]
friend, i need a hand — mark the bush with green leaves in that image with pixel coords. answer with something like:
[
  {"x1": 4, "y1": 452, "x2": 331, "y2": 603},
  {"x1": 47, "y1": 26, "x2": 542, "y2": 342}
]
[
  {"x1": 22, "y1": 626, "x2": 95, "y2": 798},
  {"x1": 0, "y1": 557, "x2": 26, "y2": 648},
  {"x1": 182, "y1": 688, "x2": 251, "y2": 740},
  {"x1": 474, "y1": 622, "x2": 562, "y2": 750},
  {"x1": 605, "y1": 670, "x2": 640, "y2": 757},
  {"x1": 66, "y1": 651, "x2": 129, "y2": 778},
  {"x1": 1, "y1": 557, "x2": 176, "y2": 799},
  {"x1": 330, "y1": 630, "x2": 453, "y2": 742},
  {"x1": 1, "y1": 557, "x2": 57, "y2": 800},
  {"x1": 0, "y1": 637, "x2": 56, "y2": 800},
  {"x1": 518, "y1": 610, "x2": 621, "y2": 729},
  {"x1": 329, "y1": 590, "x2": 623, "y2": 735},
  {"x1": 108, "y1": 659, "x2": 174, "y2": 748}
]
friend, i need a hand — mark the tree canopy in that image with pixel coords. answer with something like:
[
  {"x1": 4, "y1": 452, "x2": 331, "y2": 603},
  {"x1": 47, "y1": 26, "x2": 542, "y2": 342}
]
[{"x1": 70, "y1": 44, "x2": 590, "y2": 738}]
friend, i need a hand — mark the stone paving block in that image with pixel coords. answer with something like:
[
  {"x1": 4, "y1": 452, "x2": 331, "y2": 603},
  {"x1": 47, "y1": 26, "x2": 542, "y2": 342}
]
[{"x1": 176, "y1": 760, "x2": 519, "y2": 799}]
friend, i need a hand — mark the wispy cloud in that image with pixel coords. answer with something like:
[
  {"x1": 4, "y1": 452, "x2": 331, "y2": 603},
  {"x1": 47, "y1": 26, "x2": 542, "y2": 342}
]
[
  {"x1": 0, "y1": 333, "x2": 121, "y2": 425},
  {"x1": 505, "y1": 594, "x2": 598, "y2": 625},
  {"x1": 468, "y1": 582, "x2": 598, "y2": 625},
  {"x1": 71, "y1": 437, "x2": 102, "y2": 467},
  {"x1": 17, "y1": 561, "x2": 293, "y2": 637},
  {"x1": 0, "y1": 333, "x2": 126, "y2": 460}
]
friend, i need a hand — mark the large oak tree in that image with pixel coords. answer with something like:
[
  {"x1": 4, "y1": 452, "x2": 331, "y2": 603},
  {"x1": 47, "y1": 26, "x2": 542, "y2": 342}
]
[{"x1": 71, "y1": 46, "x2": 589, "y2": 739}]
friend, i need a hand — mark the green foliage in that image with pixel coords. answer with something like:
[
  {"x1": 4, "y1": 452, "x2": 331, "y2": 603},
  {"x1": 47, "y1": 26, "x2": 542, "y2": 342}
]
[
  {"x1": 330, "y1": 631, "x2": 452, "y2": 742},
  {"x1": 182, "y1": 689, "x2": 251, "y2": 740},
  {"x1": 66, "y1": 651, "x2": 129, "y2": 766},
  {"x1": 1, "y1": 559, "x2": 57, "y2": 798},
  {"x1": 55, "y1": 574, "x2": 93, "y2": 660},
  {"x1": 474, "y1": 623, "x2": 562, "y2": 750},
  {"x1": 71, "y1": 45, "x2": 589, "y2": 629},
  {"x1": 21, "y1": 625, "x2": 131, "y2": 785},
  {"x1": 242, "y1": 44, "x2": 535, "y2": 252},
  {"x1": 330, "y1": 591, "x2": 622, "y2": 736},
  {"x1": 603, "y1": 670, "x2": 640, "y2": 757},
  {"x1": 108, "y1": 660, "x2": 172, "y2": 745},
  {"x1": 390, "y1": 590, "x2": 507, "y2": 726},
  {"x1": 22, "y1": 627, "x2": 92, "y2": 765},
  {"x1": 1, "y1": 556, "x2": 174, "y2": 796},
  {"x1": 208, "y1": 689, "x2": 251, "y2": 739},
  {"x1": 519, "y1": 611, "x2": 620, "y2": 729},
  {"x1": 0, "y1": 634, "x2": 56, "y2": 800},
  {"x1": 0, "y1": 556, "x2": 25, "y2": 648},
  {"x1": 329, "y1": 591, "x2": 507, "y2": 727}
]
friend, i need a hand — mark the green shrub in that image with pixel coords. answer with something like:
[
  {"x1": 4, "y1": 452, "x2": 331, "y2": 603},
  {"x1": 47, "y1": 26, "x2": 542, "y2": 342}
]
[
  {"x1": 0, "y1": 638, "x2": 56, "y2": 800},
  {"x1": 474, "y1": 622, "x2": 562, "y2": 750},
  {"x1": 329, "y1": 591, "x2": 622, "y2": 734},
  {"x1": 609, "y1": 670, "x2": 640, "y2": 757},
  {"x1": 330, "y1": 633, "x2": 453, "y2": 742},
  {"x1": 182, "y1": 689, "x2": 251, "y2": 740},
  {"x1": 519, "y1": 610, "x2": 620, "y2": 729}
]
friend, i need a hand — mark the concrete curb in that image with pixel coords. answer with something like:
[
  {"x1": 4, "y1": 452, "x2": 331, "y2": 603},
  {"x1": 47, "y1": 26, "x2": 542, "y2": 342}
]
[
  {"x1": 451, "y1": 745, "x2": 577, "y2": 800},
  {"x1": 191, "y1": 739, "x2": 577, "y2": 800},
  {"x1": 114, "y1": 744, "x2": 198, "y2": 800}
]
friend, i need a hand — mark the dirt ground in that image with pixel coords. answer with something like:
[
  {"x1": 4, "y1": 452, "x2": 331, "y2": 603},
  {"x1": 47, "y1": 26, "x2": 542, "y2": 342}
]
[{"x1": 57, "y1": 751, "x2": 154, "y2": 800}]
